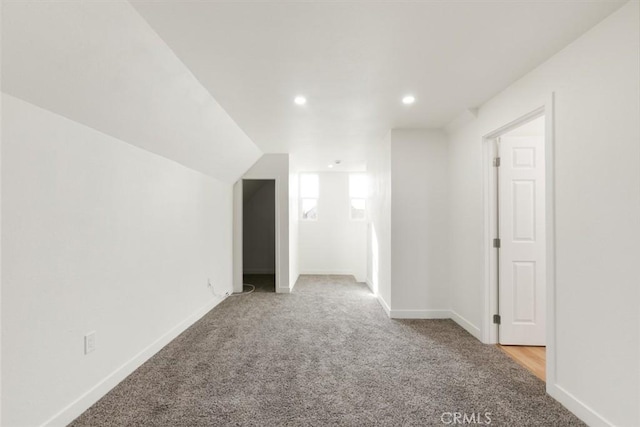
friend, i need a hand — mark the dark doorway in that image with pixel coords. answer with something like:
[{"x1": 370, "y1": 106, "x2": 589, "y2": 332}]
[{"x1": 242, "y1": 179, "x2": 276, "y2": 292}]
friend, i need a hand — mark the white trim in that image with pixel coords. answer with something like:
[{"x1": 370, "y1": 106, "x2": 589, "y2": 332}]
[
  {"x1": 239, "y1": 177, "x2": 284, "y2": 294},
  {"x1": 40, "y1": 296, "x2": 226, "y2": 427},
  {"x1": 388, "y1": 309, "x2": 450, "y2": 319},
  {"x1": 480, "y1": 94, "x2": 569, "y2": 419},
  {"x1": 372, "y1": 301, "x2": 483, "y2": 340},
  {"x1": 365, "y1": 278, "x2": 374, "y2": 293},
  {"x1": 232, "y1": 180, "x2": 243, "y2": 294},
  {"x1": 289, "y1": 274, "x2": 300, "y2": 292},
  {"x1": 299, "y1": 271, "x2": 362, "y2": 282},
  {"x1": 547, "y1": 384, "x2": 614, "y2": 427},
  {"x1": 482, "y1": 104, "x2": 548, "y2": 345},
  {"x1": 376, "y1": 294, "x2": 391, "y2": 317},
  {"x1": 0, "y1": 26, "x2": 3, "y2": 421},
  {"x1": 481, "y1": 131, "x2": 498, "y2": 344},
  {"x1": 373, "y1": 304, "x2": 483, "y2": 340},
  {"x1": 299, "y1": 270, "x2": 355, "y2": 275},
  {"x1": 273, "y1": 178, "x2": 282, "y2": 293},
  {"x1": 276, "y1": 287, "x2": 292, "y2": 294},
  {"x1": 450, "y1": 310, "x2": 482, "y2": 340},
  {"x1": 543, "y1": 95, "x2": 557, "y2": 388},
  {"x1": 480, "y1": 95, "x2": 556, "y2": 398}
]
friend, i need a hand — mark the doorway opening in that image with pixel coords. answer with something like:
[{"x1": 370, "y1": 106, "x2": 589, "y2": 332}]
[
  {"x1": 482, "y1": 103, "x2": 556, "y2": 384},
  {"x1": 496, "y1": 114, "x2": 546, "y2": 347},
  {"x1": 242, "y1": 179, "x2": 276, "y2": 292}
]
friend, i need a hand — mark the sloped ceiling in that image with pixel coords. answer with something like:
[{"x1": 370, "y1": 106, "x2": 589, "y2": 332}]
[{"x1": 1, "y1": 0, "x2": 262, "y2": 183}]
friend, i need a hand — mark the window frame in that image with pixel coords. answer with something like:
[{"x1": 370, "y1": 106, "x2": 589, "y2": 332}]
[
  {"x1": 349, "y1": 197, "x2": 366, "y2": 221},
  {"x1": 300, "y1": 197, "x2": 318, "y2": 221},
  {"x1": 299, "y1": 173, "x2": 319, "y2": 221},
  {"x1": 348, "y1": 174, "x2": 367, "y2": 221}
]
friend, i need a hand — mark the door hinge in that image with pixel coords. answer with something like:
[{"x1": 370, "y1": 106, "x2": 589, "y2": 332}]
[
  {"x1": 493, "y1": 238, "x2": 501, "y2": 248},
  {"x1": 493, "y1": 157, "x2": 501, "y2": 167},
  {"x1": 493, "y1": 314, "x2": 501, "y2": 325}
]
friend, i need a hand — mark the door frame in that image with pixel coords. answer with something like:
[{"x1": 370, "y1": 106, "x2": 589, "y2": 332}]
[
  {"x1": 234, "y1": 178, "x2": 280, "y2": 294},
  {"x1": 481, "y1": 94, "x2": 556, "y2": 385}
]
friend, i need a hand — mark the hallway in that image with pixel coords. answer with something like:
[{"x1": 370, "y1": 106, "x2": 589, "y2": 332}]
[{"x1": 71, "y1": 276, "x2": 582, "y2": 426}]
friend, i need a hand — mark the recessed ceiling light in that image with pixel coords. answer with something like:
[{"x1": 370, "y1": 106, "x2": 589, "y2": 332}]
[
  {"x1": 328, "y1": 164, "x2": 334, "y2": 168},
  {"x1": 294, "y1": 96, "x2": 307, "y2": 105},
  {"x1": 402, "y1": 95, "x2": 416, "y2": 105}
]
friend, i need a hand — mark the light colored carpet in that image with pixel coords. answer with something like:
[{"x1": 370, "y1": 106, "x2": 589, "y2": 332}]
[{"x1": 71, "y1": 275, "x2": 584, "y2": 426}]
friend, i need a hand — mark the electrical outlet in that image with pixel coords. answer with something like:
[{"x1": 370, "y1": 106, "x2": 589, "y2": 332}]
[{"x1": 84, "y1": 331, "x2": 96, "y2": 355}]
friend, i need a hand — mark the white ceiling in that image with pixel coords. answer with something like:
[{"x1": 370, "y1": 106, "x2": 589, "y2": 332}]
[{"x1": 131, "y1": 0, "x2": 624, "y2": 171}]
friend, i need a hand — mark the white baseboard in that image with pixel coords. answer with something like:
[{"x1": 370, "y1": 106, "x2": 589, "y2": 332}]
[
  {"x1": 276, "y1": 287, "x2": 291, "y2": 294},
  {"x1": 36, "y1": 291, "x2": 614, "y2": 427},
  {"x1": 289, "y1": 273, "x2": 300, "y2": 291},
  {"x1": 299, "y1": 271, "x2": 367, "y2": 284},
  {"x1": 41, "y1": 296, "x2": 226, "y2": 427},
  {"x1": 372, "y1": 304, "x2": 482, "y2": 341},
  {"x1": 375, "y1": 305, "x2": 482, "y2": 341},
  {"x1": 365, "y1": 278, "x2": 374, "y2": 293},
  {"x1": 243, "y1": 268, "x2": 275, "y2": 274},
  {"x1": 300, "y1": 270, "x2": 355, "y2": 277},
  {"x1": 377, "y1": 294, "x2": 391, "y2": 317},
  {"x1": 389, "y1": 309, "x2": 450, "y2": 319},
  {"x1": 450, "y1": 310, "x2": 482, "y2": 341},
  {"x1": 547, "y1": 383, "x2": 614, "y2": 427}
]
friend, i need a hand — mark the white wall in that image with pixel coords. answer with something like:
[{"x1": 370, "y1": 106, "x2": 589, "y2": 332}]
[
  {"x1": 298, "y1": 172, "x2": 367, "y2": 282},
  {"x1": 446, "y1": 2, "x2": 639, "y2": 425},
  {"x1": 240, "y1": 154, "x2": 290, "y2": 293},
  {"x1": 1, "y1": 3, "x2": 263, "y2": 424},
  {"x1": 390, "y1": 130, "x2": 449, "y2": 318},
  {"x1": 289, "y1": 167, "x2": 300, "y2": 289},
  {"x1": 232, "y1": 180, "x2": 243, "y2": 293},
  {"x1": 242, "y1": 181, "x2": 276, "y2": 274},
  {"x1": 1, "y1": 95, "x2": 235, "y2": 427},
  {"x1": 2, "y1": 0, "x2": 261, "y2": 183},
  {"x1": 366, "y1": 132, "x2": 392, "y2": 313},
  {"x1": 0, "y1": 3, "x2": 3, "y2": 421},
  {"x1": 0, "y1": 3, "x2": 4, "y2": 421}
]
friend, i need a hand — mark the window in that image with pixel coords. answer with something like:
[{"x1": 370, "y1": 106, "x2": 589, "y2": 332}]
[
  {"x1": 349, "y1": 174, "x2": 367, "y2": 220},
  {"x1": 350, "y1": 198, "x2": 366, "y2": 220},
  {"x1": 300, "y1": 173, "x2": 319, "y2": 220}
]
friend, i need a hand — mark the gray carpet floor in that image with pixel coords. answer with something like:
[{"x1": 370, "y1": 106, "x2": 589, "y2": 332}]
[{"x1": 71, "y1": 275, "x2": 584, "y2": 426}]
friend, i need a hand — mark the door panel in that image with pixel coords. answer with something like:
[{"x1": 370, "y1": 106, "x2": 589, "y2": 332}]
[
  {"x1": 512, "y1": 261, "x2": 536, "y2": 323},
  {"x1": 512, "y1": 180, "x2": 535, "y2": 241},
  {"x1": 499, "y1": 135, "x2": 546, "y2": 345}
]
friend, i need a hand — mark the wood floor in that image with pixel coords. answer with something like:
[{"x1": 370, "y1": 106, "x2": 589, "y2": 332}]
[{"x1": 498, "y1": 345, "x2": 546, "y2": 381}]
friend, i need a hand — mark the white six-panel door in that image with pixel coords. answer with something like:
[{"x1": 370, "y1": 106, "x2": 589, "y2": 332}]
[{"x1": 498, "y1": 135, "x2": 546, "y2": 345}]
